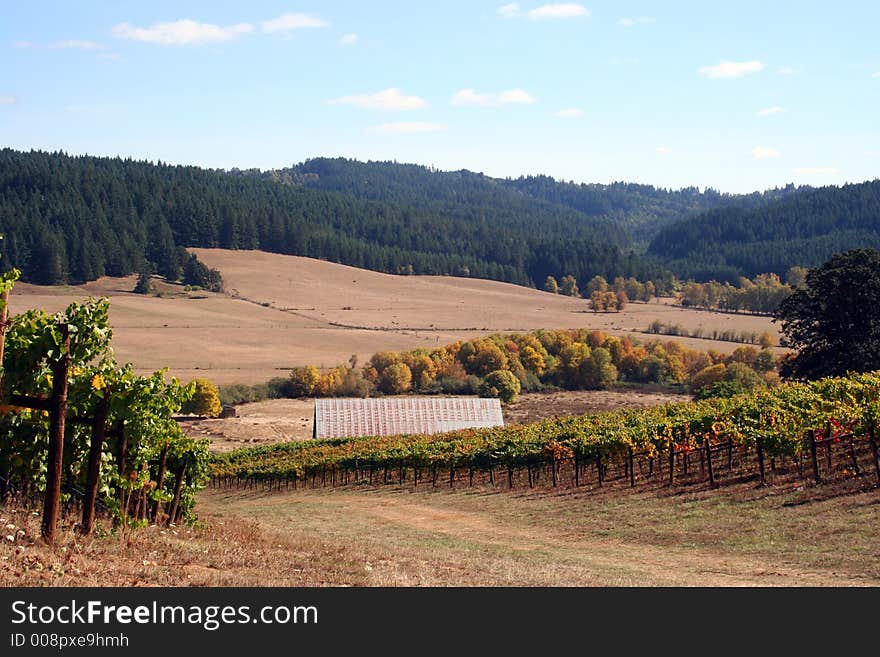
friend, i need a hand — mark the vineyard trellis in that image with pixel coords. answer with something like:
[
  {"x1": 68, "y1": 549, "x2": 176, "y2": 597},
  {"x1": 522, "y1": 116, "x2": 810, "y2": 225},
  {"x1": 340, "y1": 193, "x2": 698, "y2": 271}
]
[
  {"x1": 210, "y1": 373, "x2": 880, "y2": 497},
  {"x1": 0, "y1": 267, "x2": 211, "y2": 543}
]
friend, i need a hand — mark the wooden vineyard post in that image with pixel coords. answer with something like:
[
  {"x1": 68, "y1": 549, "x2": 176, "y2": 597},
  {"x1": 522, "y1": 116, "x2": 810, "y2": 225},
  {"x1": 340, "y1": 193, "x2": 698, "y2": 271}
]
[
  {"x1": 80, "y1": 395, "x2": 109, "y2": 534},
  {"x1": 527, "y1": 462, "x2": 533, "y2": 488},
  {"x1": 432, "y1": 465, "x2": 437, "y2": 488},
  {"x1": 41, "y1": 323, "x2": 70, "y2": 544},
  {"x1": 755, "y1": 437, "x2": 766, "y2": 486},
  {"x1": 809, "y1": 429, "x2": 820, "y2": 484},
  {"x1": 574, "y1": 454, "x2": 580, "y2": 487},
  {"x1": 870, "y1": 423, "x2": 880, "y2": 483},
  {"x1": 668, "y1": 442, "x2": 675, "y2": 485},
  {"x1": 596, "y1": 451, "x2": 603, "y2": 487},
  {"x1": 628, "y1": 448, "x2": 635, "y2": 488},
  {"x1": 551, "y1": 455, "x2": 557, "y2": 487},
  {"x1": 449, "y1": 465, "x2": 455, "y2": 489},
  {"x1": 167, "y1": 463, "x2": 187, "y2": 526},
  {"x1": 115, "y1": 420, "x2": 127, "y2": 515},
  {"x1": 825, "y1": 422, "x2": 833, "y2": 472},
  {"x1": 469, "y1": 465, "x2": 474, "y2": 487},
  {"x1": 488, "y1": 457, "x2": 494, "y2": 486},
  {"x1": 507, "y1": 463, "x2": 513, "y2": 489},
  {"x1": 151, "y1": 443, "x2": 169, "y2": 523},
  {"x1": 705, "y1": 440, "x2": 715, "y2": 488}
]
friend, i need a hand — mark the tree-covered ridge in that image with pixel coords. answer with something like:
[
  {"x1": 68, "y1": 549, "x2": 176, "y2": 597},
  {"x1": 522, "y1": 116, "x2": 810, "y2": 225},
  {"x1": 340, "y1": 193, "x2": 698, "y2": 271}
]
[
  {"x1": 499, "y1": 175, "x2": 804, "y2": 243},
  {"x1": 647, "y1": 180, "x2": 880, "y2": 281},
  {"x1": 256, "y1": 158, "x2": 804, "y2": 244},
  {"x1": 0, "y1": 149, "x2": 665, "y2": 288}
]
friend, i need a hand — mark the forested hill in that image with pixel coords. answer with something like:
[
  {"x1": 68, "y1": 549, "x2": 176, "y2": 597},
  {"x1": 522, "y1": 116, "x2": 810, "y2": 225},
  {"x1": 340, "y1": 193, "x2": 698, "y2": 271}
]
[
  {"x1": 255, "y1": 158, "x2": 802, "y2": 243},
  {"x1": 647, "y1": 180, "x2": 880, "y2": 282},
  {"x1": 0, "y1": 149, "x2": 666, "y2": 287}
]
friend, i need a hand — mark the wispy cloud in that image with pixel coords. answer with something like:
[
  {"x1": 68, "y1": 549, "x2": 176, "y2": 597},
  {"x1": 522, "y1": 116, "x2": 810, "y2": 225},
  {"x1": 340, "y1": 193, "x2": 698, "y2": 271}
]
[
  {"x1": 777, "y1": 67, "x2": 796, "y2": 76},
  {"x1": 49, "y1": 40, "x2": 102, "y2": 50},
  {"x1": 0, "y1": 96, "x2": 17, "y2": 106},
  {"x1": 261, "y1": 13, "x2": 329, "y2": 33},
  {"x1": 619, "y1": 16, "x2": 654, "y2": 27},
  {"x1": 329, "y1": 88, "x2": 427, "y2": 111},
  {"x1": 497, "y1": 3, "x2": 521, "y2": 18},
  {"x1": 370, "y1": 122, "x2": 447, "y2": 134},
  {"x1": 553, "y1": 108, "x2": 584, "y2": 118},
  {"x1": 112, "y1": 19, "x2": 254, "y2": 45},
  {"x1": 339, "y1": 33, "x2": 358, "y2": 45},
  {"x1": 451, "y1": 88, "x2": 536, "y2": 107},
  {"x1": 873, "y1": 72, "x2": 880, "y2": 79},
  {"x1": 528, "y1": 3, "x2": 591, "y2": 19},
  {"x1": 757, "y1": 106, "x2": 787, "y2": 117},
  {"x1": 698, "y1": 60, "x2": 764, "y2": 79},
  {"x1": 752, "y1": 147, "x2": 781, "y2": 159},
  {"x1": 794, "y1": 167, "x2": 840, "y2": 176},
  {"x1": 16, "y1": 40, "x2": 103, "y2": 50}
]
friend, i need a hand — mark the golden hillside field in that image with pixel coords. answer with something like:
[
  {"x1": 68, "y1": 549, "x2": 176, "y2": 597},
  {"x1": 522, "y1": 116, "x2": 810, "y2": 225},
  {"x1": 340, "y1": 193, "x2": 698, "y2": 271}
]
[{"x1": 8, "y1": 249, "x2": 780, "y2": 385}]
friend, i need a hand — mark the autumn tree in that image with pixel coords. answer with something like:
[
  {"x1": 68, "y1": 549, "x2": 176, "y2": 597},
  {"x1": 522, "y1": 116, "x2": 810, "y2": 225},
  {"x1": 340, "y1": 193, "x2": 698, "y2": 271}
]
[
  {"x1": 543, "y1": 275, "x2": 559, "y2": 294},
  {"x1": 285, "y1": 365, "x2": 322, "y2": 397},
  {"x1": 479, "y1": 370, "x2": 521, "y2": 403},
  {"x1": 182, "y1": 378, "x2": 222, "y2": 417},
  {"x1": 379, "y1": 362, "x2": 412, "y2": 394},
  {"x1": 560, "y1": 275, "x2": 579, "y2": 297}
]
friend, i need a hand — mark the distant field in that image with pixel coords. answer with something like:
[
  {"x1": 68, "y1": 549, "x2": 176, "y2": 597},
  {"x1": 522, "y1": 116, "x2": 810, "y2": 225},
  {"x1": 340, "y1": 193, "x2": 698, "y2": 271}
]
[{"x1": 8, "y1": 249, "x2": 780, "y2": 385}]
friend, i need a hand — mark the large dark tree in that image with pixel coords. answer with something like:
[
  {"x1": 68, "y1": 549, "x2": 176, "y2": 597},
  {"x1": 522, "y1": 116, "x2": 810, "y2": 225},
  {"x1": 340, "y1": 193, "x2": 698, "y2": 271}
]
[{"x1": 774, "y1": 249, "x2": 880, "y2": 379}]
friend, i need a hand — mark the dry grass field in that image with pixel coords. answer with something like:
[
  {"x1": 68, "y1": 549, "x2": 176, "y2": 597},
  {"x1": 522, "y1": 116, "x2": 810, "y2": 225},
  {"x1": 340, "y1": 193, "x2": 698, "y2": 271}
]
[
  {"x1": 2, "y1": 481, "x2": 877, "y2": 586},
  {"x1": 8, "y1": 249, "x2": 780, "y2": 385}
]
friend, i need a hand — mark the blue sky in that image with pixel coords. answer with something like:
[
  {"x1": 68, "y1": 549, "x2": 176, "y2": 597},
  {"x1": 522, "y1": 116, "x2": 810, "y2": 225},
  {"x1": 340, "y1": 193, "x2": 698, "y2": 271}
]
[{"x1": 1, "y1": 1, "x2": 878, "y2": 192}]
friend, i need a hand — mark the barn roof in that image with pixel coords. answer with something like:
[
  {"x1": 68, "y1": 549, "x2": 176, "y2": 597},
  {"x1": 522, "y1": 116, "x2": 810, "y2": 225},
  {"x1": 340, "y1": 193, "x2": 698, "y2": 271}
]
[{"x1": 313, "y1": 397, "x2": 504, "y2": 439}]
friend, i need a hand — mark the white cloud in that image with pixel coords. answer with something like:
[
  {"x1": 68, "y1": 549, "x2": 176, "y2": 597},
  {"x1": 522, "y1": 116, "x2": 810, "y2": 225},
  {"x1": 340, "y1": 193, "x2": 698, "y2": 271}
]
[
  {"x1": 793, "y1": 167, "x2": 840, "y2": 176},
  {"x1": 752, "y1": 147, "x2": 781, "y2": 159},
  {"x1": 13, "y1": 41, "x2": 35, "y2": 49},
  {"x1": 656, "y1": 146, "x2": 672, "y2": 154},
  {"x1": 49, "y1": 40, "x2": 101, "y2": 50},
  {"x1": 698, "y1": 60, "x2": 764, "y2": 79},
  {"x1": 370, "y1": 122, "x2": 447, "y2": 134},
  {"x1": 619, "y1": 16, "x2": 653, "y2": 27},
  {"x1": 339, "y1": 33, "x2": 358, "y2": 45},
  {"x1": 777, "y1": 67, "x2": 796, "y2": 76},
  {"x1": 112, "y1": 19, "x2": 254, "y2": 45},
  {"x1": 451, "y1": 88, "x2": 536, "y2": 107},
  {"x1": 528, "y1": 4, "x2": 591, "y2": 19},
  {"x1": 873, "y1": 72, "x2": 880, "y2": 79},
  {"x1": 553, "y1": 108, "x2": 584, "y2": 118},
  {"x1": 497, "y1": 3, "x2": 521, "y2": 18},
  {"x1": 757, "y1": 106, "x2": 787, "y2": 117},
  {"x1": 329, "y1": 88, "x2": 427, "y2": 111},
  {"x1": 0, "y1": 96, "x2": 17, "y2": 106},
  {"x1": 261, "y1": 13, "x2": 329, "y2": 33}
]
